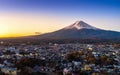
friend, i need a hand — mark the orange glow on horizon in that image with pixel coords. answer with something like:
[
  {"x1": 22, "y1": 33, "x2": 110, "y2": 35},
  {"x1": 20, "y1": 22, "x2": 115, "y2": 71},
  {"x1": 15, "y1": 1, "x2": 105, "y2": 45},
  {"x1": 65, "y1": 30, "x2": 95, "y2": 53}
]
[
  {"x1": 0, "y1": 13, "x2": 65, "y2": 38},
  {"x1": 0, "y1": 33, "x2": 32, "y2": 38}
]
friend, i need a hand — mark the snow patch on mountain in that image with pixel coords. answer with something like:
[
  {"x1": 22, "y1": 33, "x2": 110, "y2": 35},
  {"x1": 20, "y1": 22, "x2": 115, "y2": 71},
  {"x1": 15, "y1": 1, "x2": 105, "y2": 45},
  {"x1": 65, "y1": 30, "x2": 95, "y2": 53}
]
[{"x1": 64, "y1": 21, "x2": 99, "y2": 30}]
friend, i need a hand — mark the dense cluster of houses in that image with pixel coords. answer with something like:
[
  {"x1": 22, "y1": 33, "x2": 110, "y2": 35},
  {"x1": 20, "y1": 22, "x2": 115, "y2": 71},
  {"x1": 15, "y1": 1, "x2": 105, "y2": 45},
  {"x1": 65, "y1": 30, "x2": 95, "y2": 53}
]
[{"x1": 0, "y1": 43, "x2": 120, "y2": 75}]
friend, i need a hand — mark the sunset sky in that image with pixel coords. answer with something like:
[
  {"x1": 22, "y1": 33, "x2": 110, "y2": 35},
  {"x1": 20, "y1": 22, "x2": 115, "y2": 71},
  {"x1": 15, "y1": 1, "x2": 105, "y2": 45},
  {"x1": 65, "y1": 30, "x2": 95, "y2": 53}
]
[{"x1": 0, "y1": 0, "x2": 120, "y2": 38}]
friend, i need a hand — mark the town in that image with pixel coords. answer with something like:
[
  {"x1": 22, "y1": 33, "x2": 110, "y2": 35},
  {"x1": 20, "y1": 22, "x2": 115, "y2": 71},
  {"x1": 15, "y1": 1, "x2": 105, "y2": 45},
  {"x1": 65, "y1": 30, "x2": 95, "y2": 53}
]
[{"x1": 0, "y1": 43, "x2": 120, "y2": 75}]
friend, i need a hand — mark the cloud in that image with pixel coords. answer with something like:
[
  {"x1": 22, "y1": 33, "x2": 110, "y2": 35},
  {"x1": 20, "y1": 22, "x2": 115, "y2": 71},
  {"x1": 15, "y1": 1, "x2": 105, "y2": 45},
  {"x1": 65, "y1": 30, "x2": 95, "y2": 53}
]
[{"x1": 35, "y1": 32, "x2": 42, "y2": 35}]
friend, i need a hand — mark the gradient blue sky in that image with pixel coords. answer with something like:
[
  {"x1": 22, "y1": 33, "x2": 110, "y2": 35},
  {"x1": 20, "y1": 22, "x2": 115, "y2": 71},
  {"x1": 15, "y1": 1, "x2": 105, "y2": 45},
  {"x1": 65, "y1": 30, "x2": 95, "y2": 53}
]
[{"x1": 0, "y1": 0, "x2": 120, "y2": 37}]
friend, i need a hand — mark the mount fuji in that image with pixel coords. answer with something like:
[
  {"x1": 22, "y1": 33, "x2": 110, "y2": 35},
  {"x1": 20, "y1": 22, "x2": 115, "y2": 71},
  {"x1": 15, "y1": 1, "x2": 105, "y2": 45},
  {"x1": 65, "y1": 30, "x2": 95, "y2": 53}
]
[
  {"x1": 64, "y1": 21, "x2": 99, "y2": 30},
  {"x1": 34, "y1": 21, "x2": 120, "y2": 39}
]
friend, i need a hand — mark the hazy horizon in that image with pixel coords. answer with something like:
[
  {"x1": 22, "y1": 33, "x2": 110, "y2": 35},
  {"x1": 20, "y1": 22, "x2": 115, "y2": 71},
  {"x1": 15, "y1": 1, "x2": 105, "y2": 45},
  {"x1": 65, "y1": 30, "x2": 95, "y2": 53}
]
[{"x1": 0, "y1": 0, "x2": 120, "y2": 38}]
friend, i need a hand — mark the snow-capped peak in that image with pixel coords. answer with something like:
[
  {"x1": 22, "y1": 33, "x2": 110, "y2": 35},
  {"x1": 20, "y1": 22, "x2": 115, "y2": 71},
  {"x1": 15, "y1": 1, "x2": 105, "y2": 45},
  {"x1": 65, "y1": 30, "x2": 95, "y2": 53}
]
[{"x1": 64, "y1": 21, "x2": 99, "y2": 30}]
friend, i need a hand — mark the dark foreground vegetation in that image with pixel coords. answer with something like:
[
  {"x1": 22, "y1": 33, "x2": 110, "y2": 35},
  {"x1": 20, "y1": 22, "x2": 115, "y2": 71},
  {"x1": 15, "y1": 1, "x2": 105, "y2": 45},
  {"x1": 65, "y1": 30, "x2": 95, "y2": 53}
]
[{"x1": 0, "y1": 38, "x2": 120, "y2": 46}]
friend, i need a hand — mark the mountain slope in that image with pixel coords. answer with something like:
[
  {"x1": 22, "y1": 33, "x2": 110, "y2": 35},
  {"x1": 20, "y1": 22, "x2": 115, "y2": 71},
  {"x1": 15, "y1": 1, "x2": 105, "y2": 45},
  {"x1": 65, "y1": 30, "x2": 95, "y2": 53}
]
[{"x1": 34, "y1": 21, "x2": 120, "y2": 39}]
